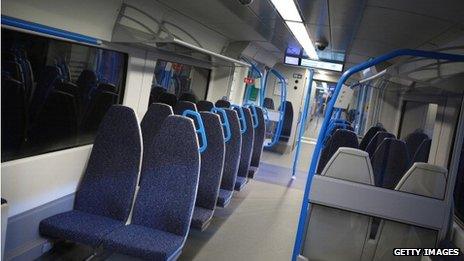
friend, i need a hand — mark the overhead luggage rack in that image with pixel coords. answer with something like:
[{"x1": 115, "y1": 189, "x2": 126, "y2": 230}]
[{"x1": 111, "y1": 3, "x2": 250, "y2": 68}]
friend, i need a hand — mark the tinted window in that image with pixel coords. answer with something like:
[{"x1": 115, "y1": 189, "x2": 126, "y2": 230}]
[
  {"x1": 149, "y1": 60, "x2": 210, "y2": 105},
  {"x1": 1, "y1": 28, "x2": 127, "y2": 162}
]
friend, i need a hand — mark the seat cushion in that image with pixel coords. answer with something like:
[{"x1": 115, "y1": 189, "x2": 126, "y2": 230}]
[
  {"x1": 191, "y1": 206, "x2": 214, "y2": 230},
  {"x1": 217, "y1": 189, "x2": 233, "y2": 207},
  {"x1": 102, "y1": 224, "x2": 184, "y2": 260},
  {"x1": 39, "y1": 210, "x2": 125, "y2": 247},
  {"x1": 234, "y1": 176, "x2": 248, "y2": 191}
]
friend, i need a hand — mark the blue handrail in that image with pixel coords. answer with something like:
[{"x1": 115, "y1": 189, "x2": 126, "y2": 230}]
[
  {"x1": 244, "y1": 104, "x2": 259, "y2": 128},
  {"x1": 211, "y1": 107, "x2": 232, "y2": 143},
  {"x1": 242, "y1": 57, "x2": 264, "y2": 105},
  {"x1": 262, "y1": 68, "x2": 287, "y2": 147},
  {"x1": 291, "y1": 69, "x2": 314, "y2": 177},
  {"x1": 1, "y1": 16, "x2": 100, "y2": 45},
  {"x1": 231, "y1": 105, "x2": 247, "y2": 134},
  {"x1": 182, "y1": 110, "x2": 208, "y2": 153},
  {"x1": 292, "y1": 49, "x2": 464, "y2": 261}
]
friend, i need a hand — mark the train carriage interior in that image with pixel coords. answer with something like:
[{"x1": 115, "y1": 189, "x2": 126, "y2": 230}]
[{"x1": 1, "y1": 0, "x2": 464, "y2": 260}]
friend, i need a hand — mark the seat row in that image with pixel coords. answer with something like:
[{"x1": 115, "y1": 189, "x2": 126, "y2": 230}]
[
  {"x1": 39, "y1": 98, "x2": 266, "y2": 260},
  {"x1": 306, "y1": 147, "x2": 447, "y2": 260},
  {"x1": 317, "y1": 121, "x2": 432, "y2": 190}
]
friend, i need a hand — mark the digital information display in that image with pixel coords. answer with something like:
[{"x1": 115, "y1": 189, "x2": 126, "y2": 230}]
[{"x1": 284, "y1": 55, "x2": 344, "y2": 72}]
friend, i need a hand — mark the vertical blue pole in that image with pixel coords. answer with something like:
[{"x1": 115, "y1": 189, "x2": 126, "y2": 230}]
[{"x1": 291, "y1": 69, "x2": 314, "y2": 178}]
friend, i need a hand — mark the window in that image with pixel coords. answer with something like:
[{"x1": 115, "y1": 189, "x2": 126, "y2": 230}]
[
  {"x1": 150, "y1": 60, "x2": 210, "y2": 104},
  {"x1": 454, "y1": 141, "x2": 464, "y2": 223},
  {"x1": 1, "y1": 28, "x2": 128, "y2": 162}
]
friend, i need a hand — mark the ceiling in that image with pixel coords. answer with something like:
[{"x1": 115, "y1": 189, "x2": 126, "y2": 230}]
[{"x1": 155, "y1": 0, "x2": 464, "y2": 71}]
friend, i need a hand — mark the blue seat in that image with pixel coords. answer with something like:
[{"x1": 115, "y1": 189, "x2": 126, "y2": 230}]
[
  {"x1": 159, "y1": 92, "x2": 178, "y2": 107},
  {"x1": 102, "y1": 115, "x2": 200, "y2": 260},
  {"x1": 249, "y1": 107, "x2": 265, "y2": 178},
  {"x1": 140, "y1": 103, "x2": 173, "y2": 183},
  {"x1": 263, "y1": 97, "x2": 275, "y2": 110},
  {"x1": 371, "y1": 138, "x2": 410, "y2": 188},
  {"x1": 29, "y1": 66, "x2": 62, "y2": 121},
  {"x1": 76, "y1": 69, "x2": 98, "y2": 105},
  {"x1": 404, "y1": 129, "x2": 429, "y2": 159},
  {"x1": 39, "y1": 106, "x2": 142, "y2": 247},
  {"x1": 365, "y1": 131, "x2": 396, "y2": 157},
  {"x1": 359, "y1": 125, "x2": 386, "y2": 150},
  {"x1": 196, "y1": 100, "x2": 214, "y2": 112},
  {"x1": 235, "y1": 107, "x2": 254, "y2": 191},
  {"x1": 317, "y1": 129, "x2": 359, "y2": 174},
  {"x1": 80, "y1": 87, "x2": 118, "y2": 133},
  {"x1": 174, "y1": 100, "x2": 197, "y2": 115},
  {"x1": 217, "y1": 109, "x2": 242, "y2": 207},
  {"x1": 215, "y1": 99, "x2": 231, "y2": 108},
  {"x1": 191, "y1": 112, "x2": 225, "y2": 230}
]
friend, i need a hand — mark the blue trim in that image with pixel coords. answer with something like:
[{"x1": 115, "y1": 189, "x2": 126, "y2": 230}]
[
  {"x1": 262, "y1": 68, "x2": 287, "y2": 147},
  {"x1": 1, "y1": 15, "x2": 100, "y2": 45},
  {"x1": 292, "y1": 69, "x2": 314, "y2": 177},
  {"x1": 292, "y1": 49, "x2": 464, "y2": 261},
  {"x1": 231, "y1": 105, "x2": 247, "y2": 134},
  {"x1": 211, "y1": 108, "x2": 232, "y2": 143},
  {"x1": 182, "y1": 110, "x2": 208, "y2": 153}
]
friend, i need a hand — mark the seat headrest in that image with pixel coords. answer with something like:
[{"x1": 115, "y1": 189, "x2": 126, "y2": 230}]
[
  {"x1": 322, "y1": 148, "x2": 374, "y2": 185},
  {"x1": 263, "y1": 98, "x2": 275, "y2": 110},
  {"x1": 159, "y1": 92, "x2": 178, "y2": 107},
  {"x1": 365, "y1": 131, "x2": 396, "y2": 156},
  {"x1": 197, "y1": 100, "x2": 214, "y2": 112},
  {"x1": 412, "y1": 139, "x2": 432, "y2": 163},
  {"x1": 174, "y1": 100, "x2": 197, "y2": 115},
  {"x1": 359, "y1": 125, "x2": 386, "y2": 150},
  {"x1": 179, "y1": 92, "x2": 198, "y2": 103},
  {"x1": 215, "y1": 99, "x2": 231, "y2": 108},
  {"x1": 395, "y1": 163, "x2": 447, "y2": 199},
  {"x1": 371, "y1": 138, "x2": 410, "y2": 188}
]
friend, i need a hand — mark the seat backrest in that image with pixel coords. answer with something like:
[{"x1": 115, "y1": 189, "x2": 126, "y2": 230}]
[
  {"x1": 132, "y1": 115, "x2": 200, "y2": 237},
  {"x1": 197, "y1": 100, "x2": 214, "y2": 112},
  {"x1": 80, "y1": 90, "x2": 118, "y2": 133},
  {"x1": 371, "y1": 138, "x2": 410, "y2": 188},
  {"x1": 74, "y1": 105, "x2": 142, "y2": 222},
  {"x1": 174, "y1": 100, "x2": 197, "y2": 115},
  {"x1": 359, "y1": 126, "x2": 386, "y2": 150},
  {"x1": 149, "y1": 86, "x2": 166, "y2": 105},
  {"x1": 412, "y1": 139, "x2": 432, "y2": 163},
  {"x1": 279, "y1": 101, "x2": 293, "y2": 142},
  {"x1": 140, "y1": 103, "x2": 173, "y2": 182},
  {"x1": 304, "y1": 148, "x2": 374, "y2": 260},
  {"x1": 76, "y1": 69, "x2": 97, "y2": 101},
  {"x1": 263, "y1": 97, "x2": 275, "y2": 110},
  {"x1": 405, "y1": 130, "x2": 429, "y2": 159},
  {"x1": 250, "y1": 107, "x2": 266, "y2": 168},
  {"x1": 98, "y1": 83, "x2": 117, "y2": 93},
  {"x1": 159, "y1": 92, "x2": 178, "y2": 107},
  {"x1": 179, "y1": 92, "x2": 198, "y2": 103},
  {"x1": 373, "y1": 163, "x2": 447, "y2": 259},
  {"x1": 196, "y1": 112, "x2": 225, "y2": 210},
  {"x1": 29, "y1": 90, "x2": 78, "y2": 147},
  {"x1": 29, "y1": 66, "x2": 62, "y2": 120},
  {"x1": 317, "y1": 129, "x2": 359, "y2": 173},
  {"x1": 215, "y1": 99, "x2": 231, "y2": 108},
  {"x1": 220, "y1": 109, "x2": 242, "y2": 191},
  {"x1": 395, "y1": 162, "x2": 447, "y2": 199},
  {"x1": 365, "y1": 131, "x2": 396, "y2": 156},
  {"x1": 237, "y1": 107, "x2": 255, "y2": 178}
]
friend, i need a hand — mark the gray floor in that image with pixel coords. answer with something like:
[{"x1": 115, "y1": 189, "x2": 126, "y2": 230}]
[{"x1": 180, "y1": 166, "x2": 304, "y2": 261}]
